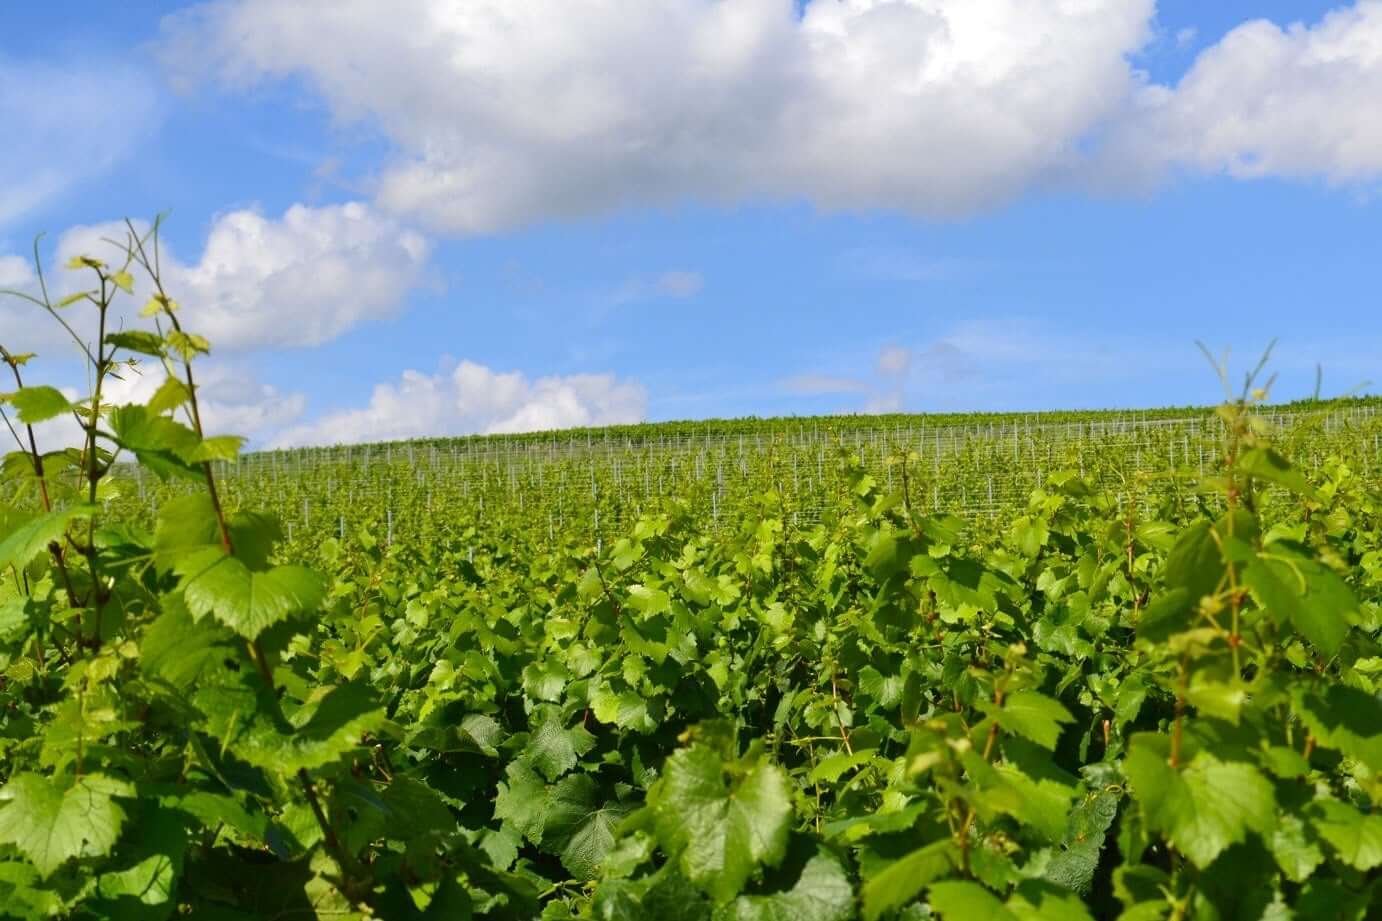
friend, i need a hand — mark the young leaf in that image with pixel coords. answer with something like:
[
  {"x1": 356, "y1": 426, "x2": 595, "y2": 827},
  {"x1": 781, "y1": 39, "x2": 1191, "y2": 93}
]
[{"x1": 1, "y1": 386, "x2": 73, "y2": 424}]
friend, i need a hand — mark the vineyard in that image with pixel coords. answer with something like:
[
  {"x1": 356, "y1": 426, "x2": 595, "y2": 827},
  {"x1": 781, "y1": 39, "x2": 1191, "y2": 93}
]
[{"x1": 0, "y1": 228, "x2": 1380, "y2": 919}]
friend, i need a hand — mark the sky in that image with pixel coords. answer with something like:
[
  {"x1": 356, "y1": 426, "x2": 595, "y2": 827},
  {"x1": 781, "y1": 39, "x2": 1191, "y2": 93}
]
[{"x1": 1, "y1": 0, "x2": 1379, "y2": 448}]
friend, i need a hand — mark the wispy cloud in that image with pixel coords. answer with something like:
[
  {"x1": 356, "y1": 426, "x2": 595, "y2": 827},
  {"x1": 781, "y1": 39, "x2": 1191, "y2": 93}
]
[
  {"x1": 0, "y1": 55, "x2": 160, "y2": 230},
  {"x1": 611, "y1": 270, "x2": 705, "y2": 306}
]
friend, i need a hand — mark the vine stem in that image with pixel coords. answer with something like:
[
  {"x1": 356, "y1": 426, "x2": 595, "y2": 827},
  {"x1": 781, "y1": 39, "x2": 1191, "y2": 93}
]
[
  {"x1": 958, "y1": 686, "x2": 1004, "y2": 877},
  {"x1": 0, "y1": 349, "x2": 81, "y2": 617},
  {"x1": 125, "y1": 223, "x2": 361, "y2": 892}
]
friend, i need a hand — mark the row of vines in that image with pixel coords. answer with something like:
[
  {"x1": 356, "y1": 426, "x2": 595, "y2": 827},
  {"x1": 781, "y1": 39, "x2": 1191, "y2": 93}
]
[{"x1": 0, "y1": 225, "x2": 1378, "y2": 918}]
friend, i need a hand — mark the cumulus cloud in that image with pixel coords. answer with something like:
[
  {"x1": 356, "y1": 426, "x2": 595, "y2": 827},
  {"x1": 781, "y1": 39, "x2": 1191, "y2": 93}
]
[
  {"x1": 270, "y1": 360, "x2": 647, "y2": 447},
  {"x1": 23, "y1": 360, "x2": 305, "y2": 451},
  {"x1": 160, "y1": 0, "x2": 1156, "y2": 233},
  {"x1": 161, "y1": 1, "x2": 1382, "y2": 226},
  {"x1": 0, "y1": 255, "x2": 34, "y2": 290},
  {"x1": 1110, "y1": 2, "x2": 1382, "y2": 184},
  {"x1": 0, "y1": 202, "x2": 429, "y2": 354},
  {"x1": 0, "y1": 57, "x2": 160, "y2": 230}
]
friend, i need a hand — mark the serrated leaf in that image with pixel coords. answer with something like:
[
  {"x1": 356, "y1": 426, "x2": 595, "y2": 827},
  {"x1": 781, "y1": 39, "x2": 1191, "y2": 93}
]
[
  {"x1": 0, "y1": 773, "x2": 132, "y2": 878},
  {"x1": 1, "y1": 386, "x2": 72, "y2": 424},
  {"x1": 1245, "y1": 553, "x2": 1357, "y2": 657},
  {"x1": 860, "y1": 840, "x2": 954, "y2": 921},
  {"x1": 1238, "y1": 448, "x2": 1316, "y2": 499},
  {"x1": 808, "y1": 748, "x2": 877, "y2": 784},
  {"x1": 179, "y1": 551, "x2": 325, "y2": 640},
  {"x1": 927, "y1": 881, "x2": 1016, "y2": 920},
  {"x1": 524, "y1": 719, "x2": 597, "y2": 781},
  {"x1": 146, "y1": 375, "x2": 190, "y2": 414},
  {"x1": 105, "y1": 331, "x2": 166, "y2": 357},
  {"x1": 650, "y1": 743, "x2": 793, "y2": 902},
  {"x1": 198, "y1": 678, "x2": 386, "y2": 773},
  {"x1": 718, "y1": 847, "x2": 854, "y2": 921},
  {"x1": 184, "y1": 435, "x2": 245, "y2": 463},
  {"x1": 1124, "y1": 735, "x2": 1275, "y2": 868},
  {"x1": 1293, "y1": 685, "x2": 1382, "y2": 772},
  {"x1": 0, "y1": 505, "x2": 93, "y2": 570},
  {"x1": 1310, "y1": 800, "x2": 1382, "y2": 871},
  {"x1": 983, "y1": 690, "x2": 1074, "y2": 750},
  {"x1": 628, "y1": 583, "x2": 671, "y2": 617}
]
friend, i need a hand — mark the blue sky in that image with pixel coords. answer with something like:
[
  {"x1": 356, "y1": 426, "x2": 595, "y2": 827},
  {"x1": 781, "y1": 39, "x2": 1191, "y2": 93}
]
[{"x1": 1, "y1": 0, "x2": 1379, "y2": 446}]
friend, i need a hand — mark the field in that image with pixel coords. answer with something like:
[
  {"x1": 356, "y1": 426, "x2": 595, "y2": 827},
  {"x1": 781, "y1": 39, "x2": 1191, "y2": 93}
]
[{"x1": 0, "y1": 242, "x2": 1380, "y2": 919}]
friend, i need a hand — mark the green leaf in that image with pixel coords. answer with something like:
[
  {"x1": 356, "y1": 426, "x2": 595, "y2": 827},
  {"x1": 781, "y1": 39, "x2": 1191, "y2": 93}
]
[
  {"x1": 1293, "y1": 685, "x2": 1382, "y2": 772},
  {"x1": 860, "y1": 840, "x2": 955, "y2": 921},
  {"x1": 185, "y1": 434, "x2": 245, "y2": 463},
  {"x1": 547, "y1": 792, "x2": 633, "y2": 881},
  {"x1": 1124, "y1": 735, "x2": 1275, "y2": 868},
  {"x1": 0, "y1": 773, "x2": 132, "y2": 878},
  {"x1": 108, "y1": 404, "x2": 201, "y2": 480},
  {"x1": 718, "y1": 847, "x2": 854, "y2": 921},
  {"x1": 104, "y1": 331, "x2": 165, "y2": 357},
  {"x1": 1238, "y1": 448, "x2": 1316, "y2": 499},
  {"x1": 983, "y1": 690, "x2": 1074, "y2": 750},
  {"x1": 1269, "y1": 813, "x2": 1324, "y2": 883},
  {"x1": 628, "y1": 584, "x2": 671, "y2": 617},
  {"x1": 650, "y1": 743, "x2": 793, "y2": 902},
  {"x1": 0, "y1": 505, "x2": 93, "y2": 571},
  {"x1": 142, "y1": 603, "x2": 231, "y2": 689},
  {"x1": 179, "y1": 551, "x2": 325, "y2": 640},
  {"x1": 1, "y1": 386, "x2": 72, "y2": 424},
  {"x1": 808, "y1": 748, "x2": 877, "y2": 784},
  {"x1": 1007, "y1": 880, "x2": 1097, "y2": 921},
  {"x1": 91, "y1": 805, "x2": 186, "y2": 909},
  {"x1": 197, "y1": 678, "x2": 386, "y2": 773},
  {"x1": 523, "y1": 719, "x2": 597, "y2": 782},
  {"x1": 1309, "y1": 800, "x2": 1382, "y2": 871},
  {"x1": 1245, "y1": 553, "x2": 1358, "y2": 657},
  {"x1": 495, "y1": 763, "x2": 623, "y2": 878},
  {"x1": 927, "y1": 881, "x2": 1017, "y2": 920},
  {"x1": 146, "y1": 375, "x2": 190, "y2": 414}
]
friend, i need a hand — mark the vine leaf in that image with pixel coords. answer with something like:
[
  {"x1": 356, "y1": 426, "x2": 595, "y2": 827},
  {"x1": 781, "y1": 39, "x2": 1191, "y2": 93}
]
[
  {"x1": 178, "y1": 550, "x2": 325, "y2": 640},
  {"x1": 649, "y1": 743, "x2": 793, "y2": 902},
  {"x1": 0, "y1": 773, "x2": 133, "y2": 878},
  {"x1": 0, "y1": 386, "x2": 73, "y2": 424},
  {"x1": 981, "y1": 690, "x2": 1074, "y2": 751},
  {"x1": 1124, "y1": 735, "x2": 1275, "y2": 869},
  {"x1": 719, "y1": 847, "x2": 854, "y2": 921}
]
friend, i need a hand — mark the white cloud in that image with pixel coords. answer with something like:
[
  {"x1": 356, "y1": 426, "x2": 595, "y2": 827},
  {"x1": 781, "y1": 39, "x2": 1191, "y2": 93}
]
[
  {"x1": 0, "y1": 57, "x2": 160, "y2": 230},
  {"x1": 106, "y1": 361, "x2": 307, "y2": 439},
  {"x1": 161, "y1": 0, "x2": 1156, "y2": 232},
  {"x1": 1110, "y1": 2, "x2": 1382, "y2": 184},
  {"x1": 162, "y1": 1, "x2": 1382, "y2": 222},
  {"x1": 270, "y1": 360, "x2": 646, "y2": 447},
  {"x1": 0, "y1": 255, "x2": 34, "y2": 291},
  {"x1": 0, "y1": 202, "x2": 429, "y2": 354},
  {"x1": 23, "y1": 361, "x2": 307, "y2": 451}
]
